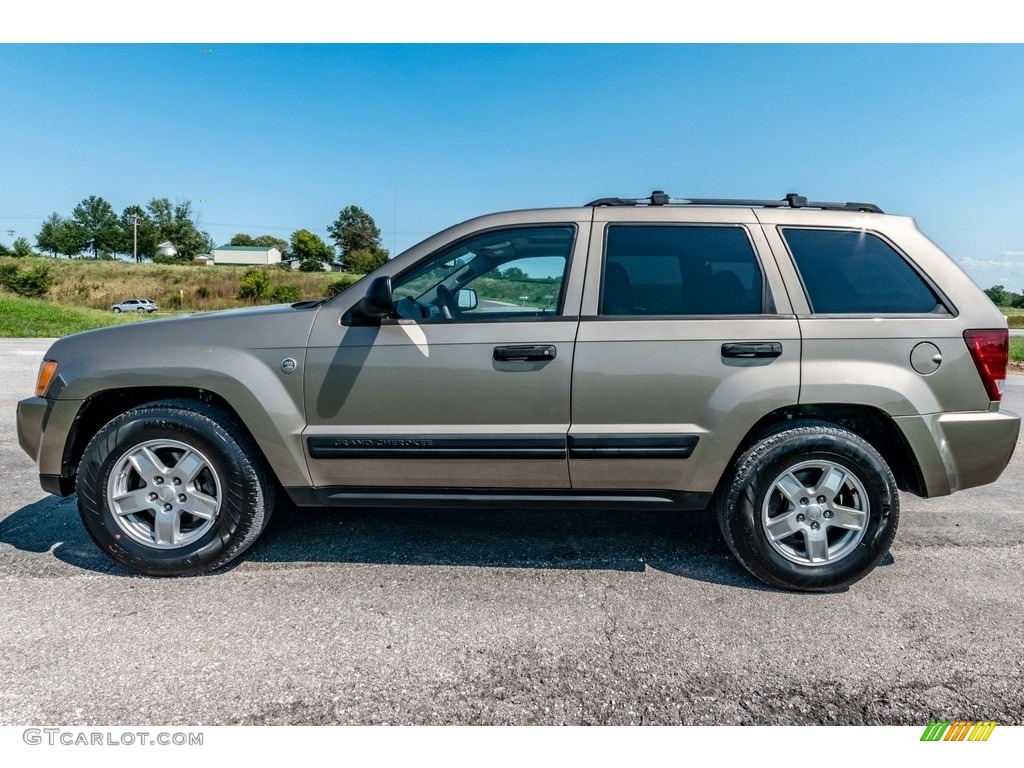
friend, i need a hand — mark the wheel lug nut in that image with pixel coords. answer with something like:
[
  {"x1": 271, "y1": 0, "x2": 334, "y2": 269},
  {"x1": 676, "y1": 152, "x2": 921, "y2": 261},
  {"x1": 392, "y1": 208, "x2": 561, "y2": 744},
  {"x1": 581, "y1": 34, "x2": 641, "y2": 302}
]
[
  {"x1": 178, "y1": 494, "x2": 186, "y2": 503},
  {"x1": 148, "y1": 492, "x2": 157, "y2": 501},
  {"x1": 163, "y1": 503, "x2": 172, "y2": 511},
  {"x1": 810, "y1": 521, "x2": 820, "y2": 530},
  {"x1": 154, "y1": 477, "x2": 164, "y2": 485},
  {"x1": 800, "y1": 498, "x2": 808, "y2": 505},
  {"x1": 824, "y1": 510, "x2": 833, "y2": 519},
  {"x1": 817, "y1": 495, "x2": 826, "y2": 504},
  {"x1": 796, "y1": 514, "x2": 805, "y2": 523},
  {"x1": 173, "y1": 478, "x2": 181, "y2": 486}
]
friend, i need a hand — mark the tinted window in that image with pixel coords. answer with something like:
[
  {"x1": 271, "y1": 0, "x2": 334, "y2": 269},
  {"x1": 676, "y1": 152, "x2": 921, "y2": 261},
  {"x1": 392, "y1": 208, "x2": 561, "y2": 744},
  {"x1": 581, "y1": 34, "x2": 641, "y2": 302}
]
[
  {"x1": 601, "y1": 225, "x2": 763, "y2": 316},
  {"x1": 783, "y1": 228, "x2": 942, "y2": 314}
]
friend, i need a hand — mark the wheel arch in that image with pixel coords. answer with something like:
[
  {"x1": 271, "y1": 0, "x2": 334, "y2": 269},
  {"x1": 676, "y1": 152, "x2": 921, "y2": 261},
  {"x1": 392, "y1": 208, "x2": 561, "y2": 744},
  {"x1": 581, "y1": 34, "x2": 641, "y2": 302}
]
[
  {"x1": 719, "y1": 403, "x2": 926, "y2": 499},
  {"x1": 62, "y1": 387, "x2": 283, "y2": 492}
]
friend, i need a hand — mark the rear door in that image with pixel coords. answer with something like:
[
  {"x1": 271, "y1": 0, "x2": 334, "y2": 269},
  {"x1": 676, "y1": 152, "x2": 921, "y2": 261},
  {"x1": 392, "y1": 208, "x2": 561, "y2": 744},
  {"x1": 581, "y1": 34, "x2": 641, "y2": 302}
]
[{"x1": 569, "y1": 207, "x2": 801, "y2": 503}]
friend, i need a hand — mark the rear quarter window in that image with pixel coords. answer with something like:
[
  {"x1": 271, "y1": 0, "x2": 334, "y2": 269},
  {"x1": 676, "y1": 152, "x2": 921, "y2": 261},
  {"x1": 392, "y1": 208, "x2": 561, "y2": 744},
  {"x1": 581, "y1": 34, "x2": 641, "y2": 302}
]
[{"x1": 782, "y1": 228, "x2": 944, "y2": 314}]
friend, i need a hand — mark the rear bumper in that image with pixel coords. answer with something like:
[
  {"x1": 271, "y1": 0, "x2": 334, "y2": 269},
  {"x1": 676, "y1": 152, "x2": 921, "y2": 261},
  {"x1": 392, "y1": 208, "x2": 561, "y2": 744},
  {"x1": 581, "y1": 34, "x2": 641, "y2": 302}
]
[{"x1": 895, "y1": 409, "x2": 1021, "y2": 496}]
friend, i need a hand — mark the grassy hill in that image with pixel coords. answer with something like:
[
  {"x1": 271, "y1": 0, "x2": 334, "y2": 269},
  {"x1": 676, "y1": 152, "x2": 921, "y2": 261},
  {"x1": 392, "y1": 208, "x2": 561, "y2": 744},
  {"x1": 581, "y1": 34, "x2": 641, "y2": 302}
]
[{"x1": 1, "y1": 256, "x2": 345, "y2": 313}]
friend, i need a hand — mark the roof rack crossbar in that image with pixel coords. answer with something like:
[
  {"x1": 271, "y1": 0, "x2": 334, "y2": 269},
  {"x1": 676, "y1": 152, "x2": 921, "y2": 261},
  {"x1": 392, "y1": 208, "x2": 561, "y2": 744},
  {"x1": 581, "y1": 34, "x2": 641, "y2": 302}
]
[{"x1": 586, "y1": 191, "x2": 882, "y2": 214}]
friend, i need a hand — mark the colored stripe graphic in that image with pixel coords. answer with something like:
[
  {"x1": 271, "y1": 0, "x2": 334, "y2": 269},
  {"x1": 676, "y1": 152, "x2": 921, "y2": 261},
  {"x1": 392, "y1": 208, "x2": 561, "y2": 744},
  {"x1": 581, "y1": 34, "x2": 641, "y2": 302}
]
[
  {"x1": 969, "y1": 721, "x2": 997, "y2": 741},
  {"x1": 944, "y1": 721, "x2": 973, "y2": 741},
  {"x1": 920, "y1": 720, "x2": 996, "y2": 741}
]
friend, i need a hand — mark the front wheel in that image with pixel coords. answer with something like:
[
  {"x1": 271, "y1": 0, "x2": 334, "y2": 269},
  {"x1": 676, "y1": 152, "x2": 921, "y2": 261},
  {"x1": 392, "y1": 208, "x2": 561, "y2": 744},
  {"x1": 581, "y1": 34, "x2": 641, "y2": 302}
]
[
  {"x1": 77, "y1": 400, "x2": 274, "y2": 575},
  {"x1": 112, "y1": 307, "x2": 122, "y2": 313},
  {"x1": 718, "y1": 422, "x2": 899, "y2": 592}
]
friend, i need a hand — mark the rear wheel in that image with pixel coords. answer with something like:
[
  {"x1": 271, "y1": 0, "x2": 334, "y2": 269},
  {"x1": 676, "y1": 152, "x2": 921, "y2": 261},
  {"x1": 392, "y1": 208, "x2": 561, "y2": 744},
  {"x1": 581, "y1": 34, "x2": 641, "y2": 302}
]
[
  {"x1": 77, "y1": 400, "x2": 274, "y2": 575},
  {"x1": 718, "y1": 422, "x2": 899, "y2": 592},
  {"x1": 112, "y1": 307, "x2": 122, "y2": 313}
]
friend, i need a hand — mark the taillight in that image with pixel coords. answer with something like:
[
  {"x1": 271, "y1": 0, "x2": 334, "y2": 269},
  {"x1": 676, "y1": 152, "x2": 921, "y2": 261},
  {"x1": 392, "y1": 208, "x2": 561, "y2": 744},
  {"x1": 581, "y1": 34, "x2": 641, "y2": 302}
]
[{"x1": 963, "y1": 329, "x2": 1008, "y2": 402}]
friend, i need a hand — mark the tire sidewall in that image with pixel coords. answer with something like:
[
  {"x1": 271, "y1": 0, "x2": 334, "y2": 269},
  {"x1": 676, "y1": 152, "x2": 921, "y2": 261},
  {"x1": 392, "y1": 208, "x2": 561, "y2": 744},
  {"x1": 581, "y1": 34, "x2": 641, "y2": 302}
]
[
  {"x1": 727, "y1": 431, "x2": 898, "y2": 590},
  {"x1": 78, "y1": 407, "x2": 260, "y2": 575}
]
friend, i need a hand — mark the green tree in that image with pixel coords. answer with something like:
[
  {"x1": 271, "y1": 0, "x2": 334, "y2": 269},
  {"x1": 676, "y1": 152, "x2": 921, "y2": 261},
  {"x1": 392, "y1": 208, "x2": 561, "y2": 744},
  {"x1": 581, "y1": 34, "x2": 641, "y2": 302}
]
[
  {"x1": 343, "y1": 246, "x2": 389, "y2": 274},
  {"x1": 117, "y1": 205, "x2": 161, "y2": 262},
  {"x1": 327, "y1": 205, "x2": 389, "y2": 270},
  {"x1": 71, "y1": 195, "x2": 120, "y2": 258},
  {"x1": 290, "y1": 229, "x2": 333, "y2": 272},
  {"x1": 146, "y1": 197, "x2": 214, "y2": 261},
  {"x1": 229, "y1": 233, "x2": 257, "y2": 246},
  {"x1": 12, "y1": 237, "x2": 35, "y2": 257},
  {"x1": 36, "y1": 212, "x2": 65, "y2": 257},
  {"x1": 53, "y1": 219, "x2": 88, "y2": 258},
  {"x1": 984, "y1": 285, "x2": 1008, "y2": 305}
]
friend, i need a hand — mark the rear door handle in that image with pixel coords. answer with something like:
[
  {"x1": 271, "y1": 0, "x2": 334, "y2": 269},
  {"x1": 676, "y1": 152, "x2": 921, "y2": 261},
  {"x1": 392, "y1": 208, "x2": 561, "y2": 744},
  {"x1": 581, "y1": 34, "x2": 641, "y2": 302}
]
[
  {"x1": 493, "y1": 345, "x2": 557, "y2": 362},
  {"x1": 721, "y1": 342, "x2": 783, "y2": 359}
]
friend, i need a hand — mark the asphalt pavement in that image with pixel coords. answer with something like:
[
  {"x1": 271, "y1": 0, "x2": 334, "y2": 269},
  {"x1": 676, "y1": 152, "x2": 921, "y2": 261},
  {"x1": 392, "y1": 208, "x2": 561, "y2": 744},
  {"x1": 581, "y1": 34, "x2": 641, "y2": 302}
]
[{"x1": 1, "y1": 338, "x2": 1022, "y2": 725}]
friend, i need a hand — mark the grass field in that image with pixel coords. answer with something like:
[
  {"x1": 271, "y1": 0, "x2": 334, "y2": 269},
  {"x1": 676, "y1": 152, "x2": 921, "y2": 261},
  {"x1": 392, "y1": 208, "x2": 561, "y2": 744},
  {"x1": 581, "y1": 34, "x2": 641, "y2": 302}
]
[
  {"x1": 0, "y1": 294, "x2": 153, "y2": 338},
  {"x1": 1011, "y1": 336, "x2": 1024, "y2": 363}
]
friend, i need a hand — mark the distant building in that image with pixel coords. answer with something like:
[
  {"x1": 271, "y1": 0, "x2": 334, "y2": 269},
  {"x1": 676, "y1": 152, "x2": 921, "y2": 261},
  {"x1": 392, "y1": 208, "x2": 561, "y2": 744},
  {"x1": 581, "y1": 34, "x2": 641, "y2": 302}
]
[
  {"x1": 193, "y1": 254, "x2": 215, "y2": 266},
  {"x1": 156, "y1": 241, "x2": 178, "y2": 258},
  {"x1": 211, "y1": 245, "x2": 282, "y2": 266}
]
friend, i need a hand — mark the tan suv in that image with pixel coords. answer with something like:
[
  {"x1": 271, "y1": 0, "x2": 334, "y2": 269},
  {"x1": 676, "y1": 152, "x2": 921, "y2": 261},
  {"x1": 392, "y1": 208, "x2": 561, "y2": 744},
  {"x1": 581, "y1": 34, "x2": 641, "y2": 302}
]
[{"x1": 16, "y1": 192, "x2": 1020, "y2": 591}]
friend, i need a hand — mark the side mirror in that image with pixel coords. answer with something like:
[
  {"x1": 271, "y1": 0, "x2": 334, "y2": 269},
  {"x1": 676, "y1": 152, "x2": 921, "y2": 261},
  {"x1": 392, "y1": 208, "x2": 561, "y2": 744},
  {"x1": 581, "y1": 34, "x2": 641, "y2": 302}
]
[
  {"x1": 457, "y1": 288, "x2": 478, "y2": 310},
  {"x1": 352, "y1": 275, "x2": 394, "y2": 321}
]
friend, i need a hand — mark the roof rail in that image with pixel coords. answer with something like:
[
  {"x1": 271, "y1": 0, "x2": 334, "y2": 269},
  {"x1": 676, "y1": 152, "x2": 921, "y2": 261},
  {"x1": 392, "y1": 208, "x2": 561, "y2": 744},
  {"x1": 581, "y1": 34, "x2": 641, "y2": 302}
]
[{"x1": 586, "y1": 190, "x2": 883, "y2": 214}]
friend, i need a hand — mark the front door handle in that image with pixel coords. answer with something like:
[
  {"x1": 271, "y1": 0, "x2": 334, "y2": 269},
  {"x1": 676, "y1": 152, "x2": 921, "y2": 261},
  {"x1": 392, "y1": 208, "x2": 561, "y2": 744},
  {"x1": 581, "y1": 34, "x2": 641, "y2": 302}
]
[
  {"x1": 721, "y1": 341, "x2": 783, "y2": 359},
  {"x1": 493, "y1": 345, "x2": 557, "y2": 362}
]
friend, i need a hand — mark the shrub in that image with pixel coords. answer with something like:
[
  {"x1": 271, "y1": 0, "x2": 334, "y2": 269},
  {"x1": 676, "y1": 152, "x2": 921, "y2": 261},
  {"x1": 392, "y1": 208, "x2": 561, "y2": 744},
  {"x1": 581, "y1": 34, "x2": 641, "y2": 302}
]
[
  {"x1": 195, "y1": 285, "x2": 210, "y2": 299},
  {"x1": 237, "y1": 267, "x2": 272, "y2": 300},
  {"x1": 326, "y1": 274, "x2": 362, "y2": 297},
  {"x1": 270, "y1": 284, "x2": 300, "y2": 303},
  {"x1": 0, "y1": 262, "x2": 53, "y2": 298}
]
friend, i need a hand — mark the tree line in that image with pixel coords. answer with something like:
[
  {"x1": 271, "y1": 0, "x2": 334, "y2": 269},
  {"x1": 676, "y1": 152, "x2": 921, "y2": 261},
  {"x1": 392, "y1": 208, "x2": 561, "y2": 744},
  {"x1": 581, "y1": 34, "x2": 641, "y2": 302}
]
[
  {"x1": 0, "y1": 195, "x2": 390, "y2": 274},
  {"x1": 983, "y1": 285, "x2": 1024, "y2": 309},
  {"x1": 27, "y1": 196, "x2": 214, "y2": 263}
]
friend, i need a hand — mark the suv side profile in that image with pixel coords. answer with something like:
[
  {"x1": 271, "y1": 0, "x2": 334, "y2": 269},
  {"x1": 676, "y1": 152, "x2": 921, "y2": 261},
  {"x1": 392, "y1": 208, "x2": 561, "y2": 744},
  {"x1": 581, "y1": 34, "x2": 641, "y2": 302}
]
[
  {"x1": 110, "y1": 298, "x2": 158, "y2": 313},
  {"x1": 16, "y1": 192, "x2": 1020, "y2": 591}
]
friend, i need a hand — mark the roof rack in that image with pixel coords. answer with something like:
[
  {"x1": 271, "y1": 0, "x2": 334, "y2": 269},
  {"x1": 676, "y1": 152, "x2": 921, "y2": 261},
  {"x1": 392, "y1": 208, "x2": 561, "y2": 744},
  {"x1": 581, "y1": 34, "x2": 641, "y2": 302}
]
[{"x1": 586, "y1": 191, "x2": 883, "y2": 214}]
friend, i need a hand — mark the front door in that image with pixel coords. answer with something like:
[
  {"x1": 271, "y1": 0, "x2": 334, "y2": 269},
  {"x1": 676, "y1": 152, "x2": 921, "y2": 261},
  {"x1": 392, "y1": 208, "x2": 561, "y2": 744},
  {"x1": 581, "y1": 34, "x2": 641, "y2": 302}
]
[{"x1": 303, "y1": 221, "x2": 588, "y2": 491}]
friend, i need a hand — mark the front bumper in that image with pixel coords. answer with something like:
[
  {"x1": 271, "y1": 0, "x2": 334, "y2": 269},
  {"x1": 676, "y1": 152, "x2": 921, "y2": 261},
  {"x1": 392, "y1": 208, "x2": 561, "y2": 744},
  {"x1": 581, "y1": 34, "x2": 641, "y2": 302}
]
[
  {"x1": 16, "y1": 396, "x2": 49, "y2": 462},
  {"x1": 17, "y1": 395, "x2": 83, "y2": 497},
  {"x1": 895, "y1": 409, "x2": 1021, "y2": 497}
]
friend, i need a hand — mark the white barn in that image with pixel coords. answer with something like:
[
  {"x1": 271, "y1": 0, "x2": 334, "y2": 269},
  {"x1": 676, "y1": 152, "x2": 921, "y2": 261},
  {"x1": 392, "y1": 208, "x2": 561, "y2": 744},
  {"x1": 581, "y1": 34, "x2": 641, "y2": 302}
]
[{"x1": 212, "y1": 245, "x2": 283, "y2": 266}]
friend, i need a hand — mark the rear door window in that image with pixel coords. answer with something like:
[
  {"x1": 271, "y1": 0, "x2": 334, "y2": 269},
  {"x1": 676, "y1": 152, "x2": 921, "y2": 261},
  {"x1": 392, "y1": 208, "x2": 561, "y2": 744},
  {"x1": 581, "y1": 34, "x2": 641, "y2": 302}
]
[{"x1": 601, "y1": 225, "x2": 764, "y2": 316}]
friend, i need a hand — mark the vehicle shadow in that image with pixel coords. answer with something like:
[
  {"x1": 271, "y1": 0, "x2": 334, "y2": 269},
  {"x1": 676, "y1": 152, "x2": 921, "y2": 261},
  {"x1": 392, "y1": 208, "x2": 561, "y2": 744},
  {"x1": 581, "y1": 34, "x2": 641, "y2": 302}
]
[{"x1": 0, "y1": 495, "x2": 887, "y2": 591}]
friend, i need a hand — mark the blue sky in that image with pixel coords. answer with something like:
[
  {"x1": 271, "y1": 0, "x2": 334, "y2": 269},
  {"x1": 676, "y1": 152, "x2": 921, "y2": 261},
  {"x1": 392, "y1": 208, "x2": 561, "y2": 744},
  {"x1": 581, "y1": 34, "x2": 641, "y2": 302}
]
[{"x1": 2, "y1": 43, "x2": 1024, "y2": 289}]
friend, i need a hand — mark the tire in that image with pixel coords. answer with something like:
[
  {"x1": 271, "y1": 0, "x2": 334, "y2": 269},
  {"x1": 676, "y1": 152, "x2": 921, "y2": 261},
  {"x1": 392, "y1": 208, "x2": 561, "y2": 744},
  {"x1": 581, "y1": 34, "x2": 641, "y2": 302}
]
[
  {"x1": 112, "y1": 307, "x2": 122, "y2": 313},
  {"x1": 717, "y1": 421, "x2": 899, "y2": 592},
  {"x1": 136, "y1": 307, "x2": 146, "y2": 313},
  {"x1": 76, "y1": 400, "x2": 274, "y2": 576}
]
